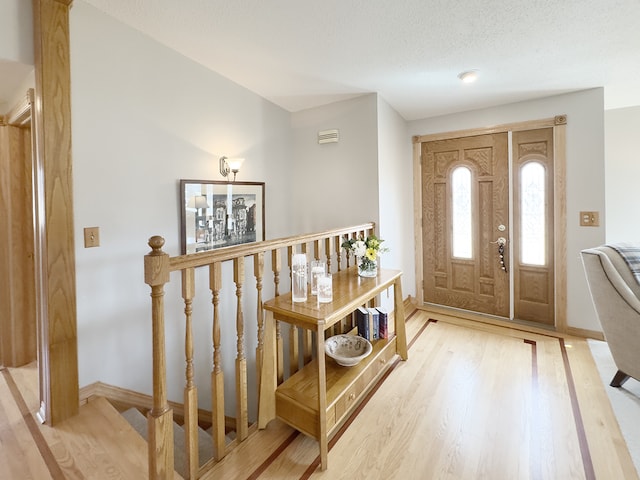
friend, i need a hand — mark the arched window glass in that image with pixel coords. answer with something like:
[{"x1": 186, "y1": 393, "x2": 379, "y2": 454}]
[
  {"x1": 452, "y1": 166, "x2": 472, "y2": 258},
  {"x1": 521, "y1": 162, "x2": 545, "y2": 265}
]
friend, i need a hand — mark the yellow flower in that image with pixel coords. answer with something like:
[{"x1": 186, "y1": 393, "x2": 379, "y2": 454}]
[{"x1": 365, "y1": 248, "x2": 377, "y2": 261}]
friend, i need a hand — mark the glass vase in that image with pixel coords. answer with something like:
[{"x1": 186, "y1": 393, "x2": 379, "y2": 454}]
[{"x1": 357, "y1": 256, "x2": 377, "y2": 277}]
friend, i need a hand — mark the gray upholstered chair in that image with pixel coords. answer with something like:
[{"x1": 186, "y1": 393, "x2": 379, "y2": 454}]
[{"x1": 581, "y1": 245, "x2": 640, "y2": 387}]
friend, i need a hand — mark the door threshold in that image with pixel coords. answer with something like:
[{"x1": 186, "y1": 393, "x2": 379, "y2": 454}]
[{"x1": 420, "y1": 303, "x2": 563, "y2": 338}]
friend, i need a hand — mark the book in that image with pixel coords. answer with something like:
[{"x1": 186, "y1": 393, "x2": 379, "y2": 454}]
[
  {"x1": 376, "y1": 307, "x2": 388, "y2": 339},
  {"x1": 356, "y1": 307, "x2": 369, "y2": 340},
  {"x1": 366, "y1": 307, "x2": 379, "y2": 341}
]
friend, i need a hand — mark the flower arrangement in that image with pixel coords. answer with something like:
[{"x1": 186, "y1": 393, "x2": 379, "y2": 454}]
[{"x1": 341, "y1": 234, "x2": 389, "y2": 277}]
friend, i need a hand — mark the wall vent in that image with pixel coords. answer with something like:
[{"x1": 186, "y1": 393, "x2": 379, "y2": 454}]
[{"x1": 318, "y1": 129, "x2": 339, "y2": 144}]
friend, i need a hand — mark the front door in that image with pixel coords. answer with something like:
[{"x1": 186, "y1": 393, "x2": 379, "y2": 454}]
[{"x1": 422, "y1": 133, "x2": 510, "y2": 317}]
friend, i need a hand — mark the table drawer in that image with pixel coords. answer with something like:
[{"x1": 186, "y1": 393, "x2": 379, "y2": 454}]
[{"x1": 329, "y1": 338, "x2": 396, "y2": 431}]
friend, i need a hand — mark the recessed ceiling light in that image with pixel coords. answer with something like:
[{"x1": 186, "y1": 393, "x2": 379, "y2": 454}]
[{"x1": 458, "y1": 70, "x2": 478, "y2": 83}]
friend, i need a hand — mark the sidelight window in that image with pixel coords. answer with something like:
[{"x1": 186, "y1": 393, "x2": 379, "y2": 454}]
[{"x1": 520, "y1": 161, "x2": 545, "y2": 265}]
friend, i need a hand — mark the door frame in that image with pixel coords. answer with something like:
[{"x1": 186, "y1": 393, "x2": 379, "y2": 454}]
[
  {"x1": 412, "y1": 115, "x2": 568, "y2": 332},
  {"x1": 1, "y1": 91, "x2": 37, "y2": 368}
]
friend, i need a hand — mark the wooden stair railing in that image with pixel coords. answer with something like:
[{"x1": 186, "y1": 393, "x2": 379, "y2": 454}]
[{"x1": 143, "y1": 223, "x2": 375, "y2": 479}]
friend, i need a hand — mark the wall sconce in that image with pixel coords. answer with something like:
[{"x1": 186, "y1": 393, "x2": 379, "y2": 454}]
[{"x1": 219, "y1": 156, "x2": 244, "y2": 182}]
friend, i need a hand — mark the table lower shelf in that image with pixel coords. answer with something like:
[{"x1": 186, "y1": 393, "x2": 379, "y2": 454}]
[{"x1": 275, "y1": 335, "x2": 398, "y2": 440}]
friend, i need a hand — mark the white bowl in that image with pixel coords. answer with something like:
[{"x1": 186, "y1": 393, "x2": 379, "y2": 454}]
[{"x1": 325, "y1": 334, "x2": 373, "y2": 367}]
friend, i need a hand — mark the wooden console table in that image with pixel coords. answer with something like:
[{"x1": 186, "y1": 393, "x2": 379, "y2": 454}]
[{"x1": 257, "y1": 267, "x2": 408, "y2": 470}]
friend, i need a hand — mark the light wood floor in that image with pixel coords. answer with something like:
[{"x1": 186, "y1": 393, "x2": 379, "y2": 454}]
[{"x1": 1, "y1": 310, "x2": 638, "y2": 479}]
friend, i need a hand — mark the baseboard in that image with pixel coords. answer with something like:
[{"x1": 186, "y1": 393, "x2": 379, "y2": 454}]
[
  {"x1": 566, "y1": 326, "x2": 605, "y2": 341},
  {"x1": 404, "y1": 295, "x2": 416, "y2": 314}
]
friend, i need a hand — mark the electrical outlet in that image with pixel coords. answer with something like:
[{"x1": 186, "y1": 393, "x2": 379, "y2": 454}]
[
  {"x1": 580, "y1": 211, "x2": 600, "y2": 227},
  {"x1": 84, "y1": 227, "x2": 100, "y2": 247}
]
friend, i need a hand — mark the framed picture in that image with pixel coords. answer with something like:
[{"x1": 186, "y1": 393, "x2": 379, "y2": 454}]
[{"x1": 180, "y1": 179, "x2": 265, "y2": 254}]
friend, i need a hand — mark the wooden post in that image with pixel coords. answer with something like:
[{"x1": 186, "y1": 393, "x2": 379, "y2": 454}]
[
  {"x1": 144, "y1": 236, "x2": 174, "y2": 479},
  {"x1": 287, "y1": 246, "x2": 299, "y2": 375},
  {"x1": 316, "y1": 324, "x2": 328, "y2": 470},
  {"x1": 32, "y1": 0, "x2": 79, "y2": 426},
  {"x1": 394, "y1": 277, "x2": 408, "y2": 361},
  {"x1": 257, "y1": 309, "x2": 277, "y2": 429}
]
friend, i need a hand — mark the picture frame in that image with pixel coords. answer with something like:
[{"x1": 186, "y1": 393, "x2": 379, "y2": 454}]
[{"x1": 180, "y1": 179, "x2": 265, "y2": 254}]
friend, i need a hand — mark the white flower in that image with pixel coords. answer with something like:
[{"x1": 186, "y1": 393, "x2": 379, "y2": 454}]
[{"x1": 353, "y1": 240, "x2": 366, "y2": 257}]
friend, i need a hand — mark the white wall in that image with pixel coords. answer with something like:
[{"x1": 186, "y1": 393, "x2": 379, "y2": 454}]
[
  {"x1": 408, "y1": 88, "x2": 606, "y2": 332},
  {"x1": 376, "y1": 96, "x2": 415, "y2": 306},
  {"x1": 290, "y1": 94, "x2": 415, "y2": 309},
  {"x1": 290, "y1": 94, "x2": 379, "y2": 233},
  {"x1": 0, "y1": 0, "x2": 34, "y2": 114},
  {"x1": 0, "y1": 0, "x2": 32, "y2": 64},
  {"x1": 70, "y1": 2, "x2": 293, "y2": 409},
  {"x1": 605, "y1": 106, "x2": 640, "y2": 242}
]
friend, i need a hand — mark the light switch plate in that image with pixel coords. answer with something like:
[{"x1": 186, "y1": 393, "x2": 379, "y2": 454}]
[
  {"x1": 84, "y1": 227, "x2": 100, "y2": 247},
  {"x1": 580, "y1": 211, "x2": 600, "y2": 227}
]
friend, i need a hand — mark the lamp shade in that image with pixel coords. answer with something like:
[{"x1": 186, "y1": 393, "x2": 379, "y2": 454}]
[
  {"x1": 227, "y1": 158, "x2": 244, "y2": 171},
  {"x1": 194, "y1": 195, "x2": 209, "y2": 209}
]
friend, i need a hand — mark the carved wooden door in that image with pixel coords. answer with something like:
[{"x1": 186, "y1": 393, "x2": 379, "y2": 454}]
[{"x1": 422, "y1": 133, "x2": 510, "y2": 317}]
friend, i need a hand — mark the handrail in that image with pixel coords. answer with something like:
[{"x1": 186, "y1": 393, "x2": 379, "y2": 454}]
[
  {"x1": 167, "y1": 223, "x2": 375, "y2": 271},
  {"x1": 144, "y1": 222, "x2": 375, "y2": 479}
]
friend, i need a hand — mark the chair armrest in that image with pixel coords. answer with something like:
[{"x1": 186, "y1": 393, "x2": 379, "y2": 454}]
[{"x1": 582, "y1": 247, "x2": 640, "y2": 314}]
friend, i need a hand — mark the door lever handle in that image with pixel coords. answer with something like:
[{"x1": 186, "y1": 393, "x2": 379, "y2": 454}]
[{"x1": 494, "y1": 238, "x2": 507, "y2": 272}]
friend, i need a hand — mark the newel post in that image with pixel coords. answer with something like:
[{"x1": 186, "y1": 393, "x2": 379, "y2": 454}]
[{"x1": 144, "y1": 236, "x2": 174, "y2": 479}]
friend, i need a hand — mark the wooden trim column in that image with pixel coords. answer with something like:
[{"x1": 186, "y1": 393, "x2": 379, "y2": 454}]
[
  {"x1": 553, "y1": 116, "x2": 568, "y2": 333},
  {"x1": 32, "y1": 0, "x2": 79, "y2": 424}
]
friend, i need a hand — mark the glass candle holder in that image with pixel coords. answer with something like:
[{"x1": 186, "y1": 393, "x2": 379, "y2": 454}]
[
  {"x1": 310, "y1": 260, "x2": 327, "y2": 295},
  {"x1": 317, "y1": 273, "x2": 333, "y2": 303},
  {"x1": 291, "y1": 253, "x2": 307, "y2": 302}
]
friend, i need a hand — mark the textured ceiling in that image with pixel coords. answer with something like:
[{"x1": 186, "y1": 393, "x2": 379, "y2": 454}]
[{"x1": 4, "y1": 0, "x2": 640, "y2": 120}]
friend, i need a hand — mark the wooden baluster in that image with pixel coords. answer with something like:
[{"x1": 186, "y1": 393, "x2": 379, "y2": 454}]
[
  {"x1": 144, "y1": 236, "x2": 174, "y2": 480},
  {"x1": 325, "y1": 237, "x2": 332, "y2": 274},
  {"x1": 345, "y1": 232, "x2": 353, "y2": 268},
  {"x1": 336, "y1": 235, "x2": 343, "y2": 272},
  {"x1": 272, "y1": 249, "x2": 284, "y2": 384},
  {"x1": 254, "y1": 252, "x2": 264, "y2": 390},
  {"x1": 234, "y1": 257, "x2": 248, "y2": 441},
  {"x1": 182, "y1": 268, "x2": 198, "y2": 479},
  {"x1": 273, "y1": 249, "x2": 282, "y2": 297},
  {"x1": 287, "y1": 246, "x2": 299, "y2": 375},
  {"x1": 210, "y1": 262, "x2": 225, "y2": 461},
  {"x1": 313, "y1": 239, "x2": 320, "y2": 261}
]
